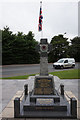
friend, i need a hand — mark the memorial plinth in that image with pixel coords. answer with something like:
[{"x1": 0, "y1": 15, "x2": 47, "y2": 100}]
[
  {"x1": 14, "y1": 38, "x2": 77, "y2": 119},
  {"x1": 34, "y1": 75, "x2": 54, "y2": 95}
]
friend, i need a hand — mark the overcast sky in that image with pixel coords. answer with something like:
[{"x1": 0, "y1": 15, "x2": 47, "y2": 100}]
[{"x1": 0, "y1": 0, "x2": 79, "y2": 42}]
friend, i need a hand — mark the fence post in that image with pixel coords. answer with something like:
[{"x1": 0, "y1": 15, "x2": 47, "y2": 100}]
[
  {"x1": 14, "y1": 97, "x2": 20, "y2": 118},
  {"x1": 24, "y1": 84, "x2": 28, "y2": 99},
  {"x1": 60, "y1": 84, "x2": 64, "y2": 96},
  {"x1": 70, "y1": 97, "x2": 77, "y2": 118}
]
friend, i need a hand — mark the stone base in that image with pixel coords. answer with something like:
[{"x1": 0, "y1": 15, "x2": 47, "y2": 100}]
[
  {"x1": 1, "y1": 90, "x2": 79, "y2": 119},
  {"x1": 14, "y1": 90, "x2": 77, "y2": 118},
  {"x1": 12, "y1": 75, "x2": 78, "y2": 119}
]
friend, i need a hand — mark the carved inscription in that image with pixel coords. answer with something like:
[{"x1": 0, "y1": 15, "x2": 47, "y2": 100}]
[
  {"x1": 37, "y1": 98, "x2": 53, "y2": 105},
  {"x1": 40, "y1": 82, "x2": 50, "y2": 87},
  {"x1": 34, "y1": 88, "x2": 43, "y2": 94},
  {"x1": 36, "y1": 106, "x2": 54, "y2": 110},
  {"x1": 34, "y1": 78, "x2": 53, "y2": 95}
]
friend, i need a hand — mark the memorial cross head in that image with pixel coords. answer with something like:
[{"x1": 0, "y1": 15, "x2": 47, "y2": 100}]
[{"x1": 36, "y1": 39, "x2": 53, "y2": 54}]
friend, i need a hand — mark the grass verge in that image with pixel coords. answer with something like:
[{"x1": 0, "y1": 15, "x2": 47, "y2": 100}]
[
  {"x1": 50, "y1": 69, "x2": 80, "y2": 79},
  {"x1": 1, "y1": 69, "x2": 80, "y2": 79},
  {"x1": 2, "y1": 74, "x2": 36, "y2": 79}
]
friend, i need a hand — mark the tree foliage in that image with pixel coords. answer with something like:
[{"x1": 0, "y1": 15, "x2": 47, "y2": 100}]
[
  {"x1": 2, "y1": 27, "x2": 15, "y2": 64},
  {"x1": 2, "y1": 26, "x2": 39, "y2": 65},
  {"x1": 2, "y1": 26, "x2": 80, "y2": 65},
  {"x1": 68, "y1": 37, "x2": 80, "y2": 62},
  {"x1": 49, "y1": 34, "x2": 69, "y2": 62}
]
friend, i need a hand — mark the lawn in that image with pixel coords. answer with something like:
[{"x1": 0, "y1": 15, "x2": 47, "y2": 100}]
[
  {"x1": 2, "y1": 74, "x2": 36, "y2": 79},
  {"x1": 1, "y1": 69, "x2": 80, "y2": 79},
  {"x1": 50, "y1": 69, "x2": 80, "y2": 79}
]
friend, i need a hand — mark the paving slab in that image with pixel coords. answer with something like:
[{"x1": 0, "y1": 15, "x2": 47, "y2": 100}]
[
  {"x1": 1, "y1": 77, "x2": 34, "y2": 113},
  {"x1": 1, "y1": 91, "x2": 24, "y2": 120}
]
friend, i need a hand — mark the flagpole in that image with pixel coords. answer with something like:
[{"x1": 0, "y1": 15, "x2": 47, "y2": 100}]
[
  {"x1": 41, "y1": 30, "x2": 43, "y2": 39},
  {"x1": 40, "y1": 1, "x2": 43, "y2": 39}
]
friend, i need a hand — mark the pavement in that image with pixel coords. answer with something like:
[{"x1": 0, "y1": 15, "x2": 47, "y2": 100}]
[{"x1": 0, "y1": 76, "x2": 80, "y2": 120}]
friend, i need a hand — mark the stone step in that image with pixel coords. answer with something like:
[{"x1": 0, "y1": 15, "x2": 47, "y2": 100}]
[
  {"x1": 23, "y1": 105, "x2": 67, "y2": 111},
  {"x1": 30, "y1": 94, "x2": 60, "y2": 103},
  {"x1": 21, "y1": 111, "x2": 74, "y2": 118}
]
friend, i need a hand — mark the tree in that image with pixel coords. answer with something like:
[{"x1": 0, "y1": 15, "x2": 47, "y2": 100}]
[
  {"x1": 68, "y1": 37, "x2": 80, "y2": 62},
  {"x1": 2, "y1": 26, "x2": 15, "y2": 64},
  {"x1": 49, "y1": 34, "x2": 69, "y2": 62},
  {"x1": 11, "y1": 31, "x2": 27, "y2": 64},
  {"x1": 2, "y1": 27, "x2": 39, "y2": 65},
  {"x1": 23, "y1": 31, "x2": 39, "y2": 64}
]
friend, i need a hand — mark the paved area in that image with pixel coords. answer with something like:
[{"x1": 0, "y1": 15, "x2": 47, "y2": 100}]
[
  {"x1": 0, "y1": 76, "x2": 80, "y2": 120},
  {"x1": 2, "y1": 62, "x2": 79, "y2": 77}
]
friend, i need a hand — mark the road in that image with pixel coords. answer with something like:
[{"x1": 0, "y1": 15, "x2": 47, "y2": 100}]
[{"x1": 2, "y1": 62, "x2": 79, "y2": 78}]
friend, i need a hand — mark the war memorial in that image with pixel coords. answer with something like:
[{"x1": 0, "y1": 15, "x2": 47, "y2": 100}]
[
  {"x1": 14, "y1": 38, "x2": 77, "y2": 118},
  {"x1": 14, "y1": 2, "x2": 77, "y2": 118},
  {"x1": 1, "y1": 1, "x2": 79, "y2": 119}
]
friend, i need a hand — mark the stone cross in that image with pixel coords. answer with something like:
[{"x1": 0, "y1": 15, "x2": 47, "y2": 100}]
[{"x1": 36, "y1": 39, "x2": 53, "y2": 76}]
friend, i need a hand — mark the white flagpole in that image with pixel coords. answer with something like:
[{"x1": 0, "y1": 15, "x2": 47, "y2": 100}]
[{"x1": 41, "y1": 30, "x2": 43, "y2": 39}]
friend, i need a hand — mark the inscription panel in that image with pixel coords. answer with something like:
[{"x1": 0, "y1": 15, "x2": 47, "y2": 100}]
[
  {"x1": 35, "y1": 79, "x2": 53, "y2": 88},
  {"x1": 35, "y1": 106, "x2": 54, "y2": 110},
  {"x1": 37, "y1": 98, "x2": 53, "y2": 105},
  {"x1": 34, "y1": 78, "x2": 54, "y2": 95}
]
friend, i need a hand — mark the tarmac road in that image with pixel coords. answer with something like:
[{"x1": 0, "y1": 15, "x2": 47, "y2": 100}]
[{"x1": 2, "y1": 62, "x2": 79, "y2": 78}]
